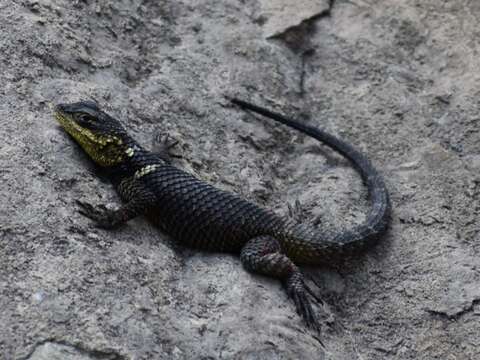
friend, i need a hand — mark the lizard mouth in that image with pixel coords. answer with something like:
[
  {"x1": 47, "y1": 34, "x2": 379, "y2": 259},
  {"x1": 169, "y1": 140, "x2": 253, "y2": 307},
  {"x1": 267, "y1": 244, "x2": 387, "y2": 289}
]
[{"x1": 53, "y1": 105, "x2": 91, "y2": 141}]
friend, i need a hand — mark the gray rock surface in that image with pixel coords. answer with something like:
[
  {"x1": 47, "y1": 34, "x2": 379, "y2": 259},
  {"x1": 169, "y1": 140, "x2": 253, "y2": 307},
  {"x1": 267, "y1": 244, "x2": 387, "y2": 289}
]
[
  {"x1": 1, "y1": 0, "x2": 479, "y2": 359},
  {"x1": 258, "y1": 0, "x2": 331, "y2": 38}
]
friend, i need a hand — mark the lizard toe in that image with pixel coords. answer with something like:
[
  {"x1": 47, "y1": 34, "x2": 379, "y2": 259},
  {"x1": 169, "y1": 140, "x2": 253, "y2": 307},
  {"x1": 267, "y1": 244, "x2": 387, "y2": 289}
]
[{"x1": 286, "y1": 271, "x2": 321, "y2": 332}]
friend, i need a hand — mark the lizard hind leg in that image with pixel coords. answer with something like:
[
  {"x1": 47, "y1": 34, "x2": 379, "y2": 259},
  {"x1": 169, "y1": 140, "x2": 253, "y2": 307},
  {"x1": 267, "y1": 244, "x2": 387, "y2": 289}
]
[{"x1": 240, "y1": 236, "x2": 320, "y2": 330}]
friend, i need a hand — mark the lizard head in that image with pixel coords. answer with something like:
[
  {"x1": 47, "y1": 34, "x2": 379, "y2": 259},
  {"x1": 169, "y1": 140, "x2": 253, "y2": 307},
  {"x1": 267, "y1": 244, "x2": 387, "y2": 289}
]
[{"x1": 54, "y1": 101, "x2": 131, "y2": 167}]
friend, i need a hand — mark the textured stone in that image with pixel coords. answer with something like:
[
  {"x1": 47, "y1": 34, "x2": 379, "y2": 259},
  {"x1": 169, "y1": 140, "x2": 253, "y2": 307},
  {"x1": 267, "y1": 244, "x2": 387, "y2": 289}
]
[{"x1": 1, "y1": 0, "x2": 480, "y2": 359}]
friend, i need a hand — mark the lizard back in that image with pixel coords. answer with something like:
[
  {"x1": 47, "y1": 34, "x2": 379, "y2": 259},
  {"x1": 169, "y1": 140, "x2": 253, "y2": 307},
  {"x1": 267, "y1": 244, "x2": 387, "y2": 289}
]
[{"x1": 117, "y1": 161, "x2": 285, "y2": 252}]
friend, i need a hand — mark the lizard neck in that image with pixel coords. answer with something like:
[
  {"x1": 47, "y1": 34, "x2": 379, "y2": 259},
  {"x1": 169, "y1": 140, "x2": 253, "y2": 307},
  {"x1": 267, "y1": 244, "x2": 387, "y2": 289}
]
[{"x1": 104, "y1": 139, "x2": 167, "y2": 183}]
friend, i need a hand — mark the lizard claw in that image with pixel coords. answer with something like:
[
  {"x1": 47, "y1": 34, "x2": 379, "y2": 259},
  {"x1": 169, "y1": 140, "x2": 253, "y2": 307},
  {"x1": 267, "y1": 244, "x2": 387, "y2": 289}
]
[
  {"x1": 162, "y1": 133, "x2": 180, "y2": 150},
  {"x1": 75, "y1": 200, "x2": 120, "y2": 229},
  {"x1": 287, "y1": 199, "x2": 307, "y2": 223},
  {"x1": 152, "y1": 132, "x2": 182, "y2": 161},
  {"x1": 286, "y1": 272, "x2": 321, "y2": 332},
  {"x1": 76, "y1": 200, "x2": 96, "y2": 218}
]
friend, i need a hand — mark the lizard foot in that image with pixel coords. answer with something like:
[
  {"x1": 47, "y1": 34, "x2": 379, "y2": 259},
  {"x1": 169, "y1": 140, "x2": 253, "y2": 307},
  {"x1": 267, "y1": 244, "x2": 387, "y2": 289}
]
[
  {"x1": 286, "y1": 271, "x2": 321, "y2": 332},
  {"x1": 152, "y1": 132, "x2": 182, "y2": 162},
  {"x1": 75, "y1": 200, "x2": 122, "y2": 229},
  {"x1": 287, "y1": 199, "x2": 306, "y2": 223}
]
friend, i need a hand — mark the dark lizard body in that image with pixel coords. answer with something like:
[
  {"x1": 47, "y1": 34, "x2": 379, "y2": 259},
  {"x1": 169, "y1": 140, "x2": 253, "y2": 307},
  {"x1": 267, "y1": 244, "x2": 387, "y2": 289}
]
[{"x1": 53, "y1": 98, "x2": 390, "y2": 329}]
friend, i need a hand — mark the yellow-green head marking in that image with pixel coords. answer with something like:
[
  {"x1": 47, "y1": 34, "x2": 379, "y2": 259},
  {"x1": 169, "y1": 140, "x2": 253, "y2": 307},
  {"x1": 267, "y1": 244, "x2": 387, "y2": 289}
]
[{"x1": 54, "y1": 101, "x2": 131, "y2": 167}]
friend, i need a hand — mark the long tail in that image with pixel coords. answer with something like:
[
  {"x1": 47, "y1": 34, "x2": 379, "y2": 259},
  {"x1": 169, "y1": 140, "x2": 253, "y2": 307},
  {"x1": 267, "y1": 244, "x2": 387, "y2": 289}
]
[{"x1": 230, "y1": 98, "x2": 391, "y2": 263}]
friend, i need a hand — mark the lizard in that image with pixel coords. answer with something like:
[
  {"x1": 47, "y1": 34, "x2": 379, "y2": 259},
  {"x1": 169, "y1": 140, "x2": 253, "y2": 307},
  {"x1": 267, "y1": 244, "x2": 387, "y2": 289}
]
[{"x1": 53, "y1": 97, "x2": 390, "y2": 330}]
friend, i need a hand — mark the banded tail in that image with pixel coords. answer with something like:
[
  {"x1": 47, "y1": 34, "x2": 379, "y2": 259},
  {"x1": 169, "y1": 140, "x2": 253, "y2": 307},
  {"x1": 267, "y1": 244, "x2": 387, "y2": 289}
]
[{"x1": 230, "y1": 98, "x2": 390, "y2": 264}]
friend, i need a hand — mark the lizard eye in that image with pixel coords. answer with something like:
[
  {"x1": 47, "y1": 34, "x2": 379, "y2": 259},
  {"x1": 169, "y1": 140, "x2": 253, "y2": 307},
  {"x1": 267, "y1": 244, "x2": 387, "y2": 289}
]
[{"x1": 75, "y1": 113, "x2": 96, "y2": 125}]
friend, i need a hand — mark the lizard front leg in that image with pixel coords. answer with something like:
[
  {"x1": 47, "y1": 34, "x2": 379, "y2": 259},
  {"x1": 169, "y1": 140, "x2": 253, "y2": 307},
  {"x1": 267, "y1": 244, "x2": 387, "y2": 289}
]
[{"x1": 76, "y1": 180, "x2": 156, "y2": 229}]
